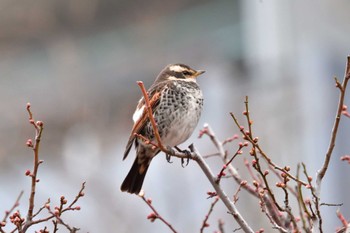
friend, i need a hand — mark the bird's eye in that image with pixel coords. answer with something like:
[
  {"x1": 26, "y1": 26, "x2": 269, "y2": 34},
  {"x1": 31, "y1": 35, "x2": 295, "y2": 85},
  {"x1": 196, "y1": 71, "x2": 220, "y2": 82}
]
[{"x1": 183, "y1": 71, "x2": 191, "y2": 76}]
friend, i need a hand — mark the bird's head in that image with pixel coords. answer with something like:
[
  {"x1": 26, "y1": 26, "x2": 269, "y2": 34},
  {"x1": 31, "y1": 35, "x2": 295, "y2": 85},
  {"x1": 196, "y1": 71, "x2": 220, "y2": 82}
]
[{"x1": 155, "y1": 64, "x2": 205, "y2": 84}]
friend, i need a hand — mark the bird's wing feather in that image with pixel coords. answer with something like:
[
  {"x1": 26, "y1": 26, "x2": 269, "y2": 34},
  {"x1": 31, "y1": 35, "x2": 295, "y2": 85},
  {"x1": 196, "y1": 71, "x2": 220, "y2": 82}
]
[{"x1": 123, "y1": 89, "x2": 161, "y2": 160}]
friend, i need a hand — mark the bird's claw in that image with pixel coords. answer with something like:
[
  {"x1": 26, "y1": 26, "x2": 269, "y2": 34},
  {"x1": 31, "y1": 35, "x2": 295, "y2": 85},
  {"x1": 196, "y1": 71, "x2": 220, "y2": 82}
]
[
  {"x1": 180, "y1": 149, "x2": 191, "y2": 167},
  {"x1": 165, "y1": 146, "x2": 175, "y2": 163}
]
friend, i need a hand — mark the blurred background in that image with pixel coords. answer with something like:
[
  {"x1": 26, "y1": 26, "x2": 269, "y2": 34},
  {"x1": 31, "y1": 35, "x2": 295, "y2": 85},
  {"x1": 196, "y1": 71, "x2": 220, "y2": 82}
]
[{"x1": 0, "y1": 0, "x2": 350, "y2": 232}]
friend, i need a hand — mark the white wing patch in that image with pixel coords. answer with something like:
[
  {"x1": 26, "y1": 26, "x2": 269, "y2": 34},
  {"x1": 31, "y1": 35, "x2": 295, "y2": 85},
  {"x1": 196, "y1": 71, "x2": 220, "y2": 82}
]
[{"x1": 133, "y1": 105, "x2": 145, "y2": 123}]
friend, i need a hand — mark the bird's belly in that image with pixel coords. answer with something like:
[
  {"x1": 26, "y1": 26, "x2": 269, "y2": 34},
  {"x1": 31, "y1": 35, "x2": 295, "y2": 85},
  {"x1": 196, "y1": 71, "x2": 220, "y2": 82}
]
[{"x1": 159, "y1": 96, "x2": 202, "y2": 147}]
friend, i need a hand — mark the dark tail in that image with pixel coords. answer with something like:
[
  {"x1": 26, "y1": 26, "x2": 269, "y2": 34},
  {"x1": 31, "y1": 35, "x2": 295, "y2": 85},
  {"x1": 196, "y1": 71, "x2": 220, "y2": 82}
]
[{"x1": 120, "y1": 157, "x2": 150, "y2": 194}]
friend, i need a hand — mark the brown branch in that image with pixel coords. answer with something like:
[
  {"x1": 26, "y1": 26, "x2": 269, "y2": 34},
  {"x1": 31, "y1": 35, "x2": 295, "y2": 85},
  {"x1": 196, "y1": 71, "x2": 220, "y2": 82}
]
[
  {"x1": 303, "y1": 163, "x2": 321, "y2": 233},
  {"x1": 200, "y1": 197, "x2": 219, "y2": 233},
  {"x1": 314, "y1": 56, "x2": 350, "y2": 232},
  {"x1": 21, "y1": 104, "x2": 84, "y2": 232},
  {"x1": 234, "y1": 102, "x2": 285, "y2": 213},
  {"x1": 218, "y1": 219, "x2": 225, "y2": 233},
  {"x1": 281, "y1": 186, "x2": 298, "y2": 231},
  {"x1": 190, "y1": 145, "x2": 254, "y2": 233},
  {"x1": 137, "y1": 81, "x2": 167, "y2": 152},
  {"x1": 202, "y1": 152, "x2": 221, "y2": 159},
  {"x1": 336, "y1": 209, "x2": 349, "y2": 231},
  {"x1": 233, "y1": 181, "x2": 247, "y2": 204},
  {"x1": 28, "y1": 183, "x2": 85, "y2": 231},
  {"x1": 134, "y1": 133, "x2": 159, "y2": 150},
  {"x1": 317, "y1": 57, "x2": 350, "y2": 183},
  {"x1": 49, "y1": 208, "x2": 79, "y2": 233},
  {"x1": 244, "y1": 158, "x2": 261, "y2": 186},
  {"x1": 139, "y1": 192, "x2": 177, "y2": 233},
  {"x1": 2, "y1": 191, "x2": 23, "y2": 223},
  {"x1": 275, "y1": 169, "x2": 298, "y2": 197},
  {"x1": 296, "y1": 164, "x2": 312, "y2": 232},
  {"x1": 230, "y1": 112, "x2": 308, "y2": 187},
  {"x1": 216, "y1": 144, "x2": 245, "y2": 184},
  {"x1": 0, "y1": 191, "x2": 24, "y2": 232},
  {"x1": 258, "y1": 194, "x2": 288, "y2": 233},
  {"x1": 65, "y1": 182, "x2": 86, "y2": 211},
  {"x1": 201, "y1": 125, "x2": 258, "y2": 198},
  {"x1": 233, "y1": 97, "x2": 305, "y2": 230},
  {"x1": 31, "y1": 200, "x2": 49, "y2": 222},
  {"x1": 25, "y1": 103, "x2": 44, "y2": 229},
  {"x1": 201, "y1": 124, "x2": 284, "y2": 231}
]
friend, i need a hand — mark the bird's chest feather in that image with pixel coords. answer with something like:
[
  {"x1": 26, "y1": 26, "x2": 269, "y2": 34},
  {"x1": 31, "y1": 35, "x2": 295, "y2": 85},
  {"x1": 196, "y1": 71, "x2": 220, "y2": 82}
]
[{"x1": 153, "y1": 81, "x2": 203, "y2": 146}]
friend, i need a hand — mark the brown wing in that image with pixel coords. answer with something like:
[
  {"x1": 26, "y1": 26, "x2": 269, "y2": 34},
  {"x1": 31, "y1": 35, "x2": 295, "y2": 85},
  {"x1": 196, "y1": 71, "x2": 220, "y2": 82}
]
[{"x1": 123, "y1": 90, "x2": 161, "y2": 160}]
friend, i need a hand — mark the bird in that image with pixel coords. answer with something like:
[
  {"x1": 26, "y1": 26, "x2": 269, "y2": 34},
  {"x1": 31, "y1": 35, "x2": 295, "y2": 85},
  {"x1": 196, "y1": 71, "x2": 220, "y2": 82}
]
[{"x1": 121, "y1": 63, "x2": 205, "y2": 194}]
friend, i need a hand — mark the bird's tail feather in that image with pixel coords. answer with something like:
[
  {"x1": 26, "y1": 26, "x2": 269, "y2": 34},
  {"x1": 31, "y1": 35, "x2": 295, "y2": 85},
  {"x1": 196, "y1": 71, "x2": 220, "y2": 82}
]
[{"x1": 120, "y1": 157, "x2": 150, "y2": 194}]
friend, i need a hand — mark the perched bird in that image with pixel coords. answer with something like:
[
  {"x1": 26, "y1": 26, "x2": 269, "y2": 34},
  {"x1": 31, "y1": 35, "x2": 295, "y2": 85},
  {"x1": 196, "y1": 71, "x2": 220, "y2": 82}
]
[{"x1": 121, "y1": 63, "x2": 205, "y2": 194}]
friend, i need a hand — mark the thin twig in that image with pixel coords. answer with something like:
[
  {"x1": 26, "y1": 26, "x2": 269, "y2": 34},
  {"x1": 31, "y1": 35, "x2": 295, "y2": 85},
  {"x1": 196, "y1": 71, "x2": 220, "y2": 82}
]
[
  {"x1": 296, "y1": 164, "x2": 312, "y2": 232},
  {"x1": 1, "y1": 191, "x2": 24, "y2": 223},
  {"x1": 3, "y1": 104, "x2": 84, "y2": 232},
  {"x1": 316, "y1": 57, "x2": 350, "y2": 190},
  {"x1": 203, "y1": 152, "x2": 221, "y2": 159},
  {"x1": 230, "y1": 112, "x2": 307, "y2": 186},
  {"x1": 203, "y1": 119, "x2": 284, "y2": 230},
  {"x1": 235, "y1": 101, "x2": 285, "y2": 213},
  {"x1": 258, "y1": 195, "x2": 288, "y2": 233},
  {"x1": 200, "y1": 197, "x2": 219, "y2": 233},
  {"x1": 190, "y1": 145, "x2": 254, "y2": 233},
  {"x1": 202, "y1": 125, "x2": 258, "y2": 198},
  {"x1": 303, "y1": 163, "x2": 321, "y2": 233},
  {"x1": 140, "y1": 192, "x2": 177, "y2": 233},
  {"x1": 32, "y1": 199, "x2": 50, "y2": 219},
  {"x1": 134, "y1": 133, "x2": 159, "y2": 149},
  {"x1": 66, "y1": 182, "x2": 86, "y2": 210},
  {"x1": 233, "y1": 181, "x2": 247, "y2": 204},
  {"x1": 25, "y1": 104, "x2": 44, "y2": 230},
  {"x1": 336, "y1": 209, "x2": 349, "y2": 231},
  {"x1": 317, "y1": 58, "x2": 350, "y2": 181},
  {"x1": 137, "y1": 81, "x2": 167, "y2": 152},
  {"x1": 218, "y1": 219, "x2": 225, "y2": 233},
  {"x1": 314, "y1": 57, "x2": 350, "y2": 232},
  {"x1": 216, "y1": 144, "x2": 244, "y2": 184},
  {"x1": 29, "y1": 183, "x2": 85, "y2": 229}
]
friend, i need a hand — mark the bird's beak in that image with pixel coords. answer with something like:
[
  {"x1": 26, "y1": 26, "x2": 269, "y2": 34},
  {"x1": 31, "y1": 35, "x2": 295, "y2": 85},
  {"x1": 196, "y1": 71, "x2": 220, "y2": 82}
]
[{"x1": 194, "y1": 70, "x2": 205, "y2": 77}]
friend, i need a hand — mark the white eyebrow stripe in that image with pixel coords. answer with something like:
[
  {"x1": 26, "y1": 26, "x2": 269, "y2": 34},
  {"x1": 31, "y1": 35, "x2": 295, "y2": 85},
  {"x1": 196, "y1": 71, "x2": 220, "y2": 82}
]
[
  {"x1": 169, "y1": 65, "x2": 185, "y2": 72},
  {"x1": 168, "y1": 76, "x2": 197, "y2": 82}
]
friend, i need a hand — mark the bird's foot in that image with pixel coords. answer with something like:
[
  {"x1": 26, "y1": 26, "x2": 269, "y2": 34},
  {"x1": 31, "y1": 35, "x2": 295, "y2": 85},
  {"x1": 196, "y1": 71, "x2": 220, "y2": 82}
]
[
  {"x1": 175, "y1": 146, "x2": 191, "y2": 167},
  {"x1": 165, "y1": 146, "x2": 175, "y2": 163}
]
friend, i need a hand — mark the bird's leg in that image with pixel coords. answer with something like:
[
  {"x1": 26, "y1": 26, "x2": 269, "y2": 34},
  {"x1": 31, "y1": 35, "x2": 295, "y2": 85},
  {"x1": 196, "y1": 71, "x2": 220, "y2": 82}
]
[
  {"x1": 165, "y1": 146, "x2": 175, "y2": 163},
  {"x1": 174, "y1": 146, "x2": 191, "y2": 167}
]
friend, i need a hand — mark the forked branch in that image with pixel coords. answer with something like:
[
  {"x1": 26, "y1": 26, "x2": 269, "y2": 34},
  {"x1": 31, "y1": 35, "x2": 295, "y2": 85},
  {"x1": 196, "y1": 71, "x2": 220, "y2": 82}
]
[
  {"x1": 313, "y1": 56, "x2": 350, "y2": 232},
  {"x1": 316, "y1": 56, "x2": 350, "y2": 187}
]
